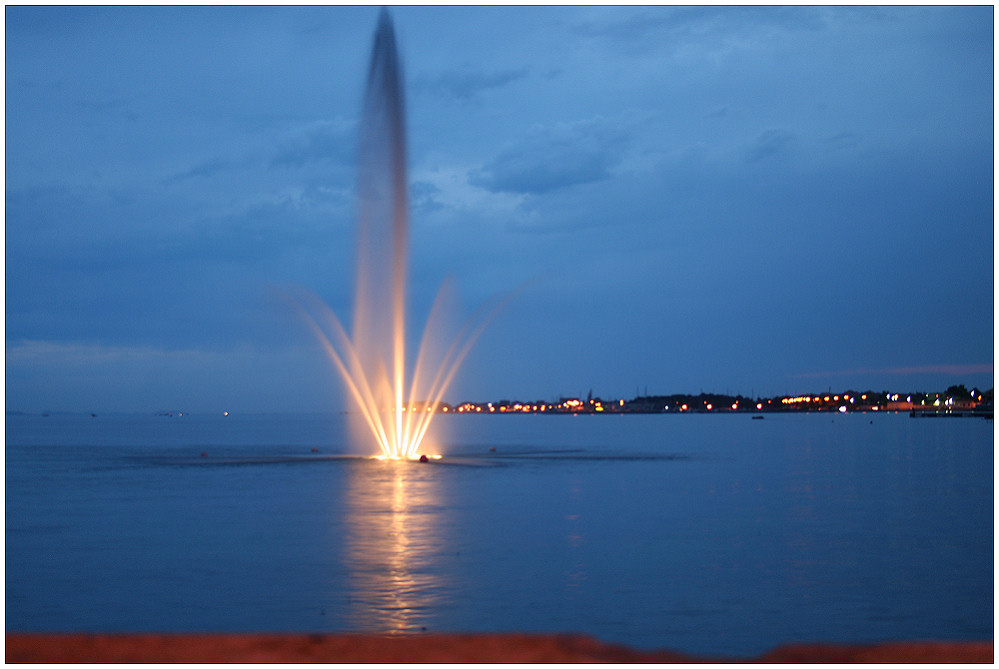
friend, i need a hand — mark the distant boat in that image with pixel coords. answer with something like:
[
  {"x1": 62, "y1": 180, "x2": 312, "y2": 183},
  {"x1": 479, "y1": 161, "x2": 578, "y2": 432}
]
[{"x1": 751, "y1": 415, "x2": 764, "y2": 420}]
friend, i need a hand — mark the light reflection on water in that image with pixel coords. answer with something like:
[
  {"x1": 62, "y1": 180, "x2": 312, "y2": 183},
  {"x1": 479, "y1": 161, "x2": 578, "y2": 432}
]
[
  {"x1": 343, "y1": 460, "x2": 451, "y2": 634},
  {"x1": 3, "y1": 413, "x2": 993, "y2": 656}
]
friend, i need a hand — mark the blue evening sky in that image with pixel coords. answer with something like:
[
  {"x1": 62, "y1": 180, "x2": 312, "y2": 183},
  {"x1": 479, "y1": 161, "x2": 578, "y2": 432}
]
[{"x1": 5, "y1": 5, "x2": 994, "y2": 413}]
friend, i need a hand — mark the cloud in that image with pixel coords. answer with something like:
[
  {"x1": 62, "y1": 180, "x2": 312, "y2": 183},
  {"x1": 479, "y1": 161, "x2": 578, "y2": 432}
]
[
  {"x1": 165, "y1": 157, "x2": 233, "y2": 184},
  {"x1": 469, "y1": 118, "x2": 630, "y2": 195},
  {"x1": 5, "y1": 183, "x2": 312, "y2": 274},
  {"x1": 821, "y1": 132, "x2": 862, "y2": 151},
  {"x1": 414, "y1": 67, "x2": 529, "y2": 101},
  {"x1": 746, "y1": 128, "x2": 797, "y2": 162},
  {"x1": 4, "y1": 179, "x2": 356, "y2": 354},
  {"x1": 571, "y1": 5, "x2": 827, "y2": 59},
  {"x1": 407, "y1": 165, "x2": 527, "y2": 227},
  {"x1": 269, "y1": 119, "x2": 356, "y2": 168},
  {"x1": 409, "y1": 180, "x2": 446, "y2": 215}
]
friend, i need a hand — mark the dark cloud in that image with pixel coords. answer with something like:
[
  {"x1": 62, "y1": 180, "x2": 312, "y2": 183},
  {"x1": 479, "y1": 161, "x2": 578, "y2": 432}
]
[
  {"x1": 414, "y1": 67, "x2": 529, "y2": 100},
  {"x1": 469, "y1": 118, "x2": 630, "y2": 195},
  {"x1": 746, "y1": 129, "x2": 797, "y2": 162},
  {"x1": 409, "y1": 180, "x2": 446, "y2": 216},
  {"x1": 822, "y1": 132, "x2": 862, "y2": 150},
  {"x1": 470, "y1": 151, "x2": 608, "y2": 195},
  {"x1": 165, "y1": 157, "x2": 234, "y2": 184},
  {"x1": 269, "y1": 119, "x2": 355, "y2": 168},
  {"x1": 571, "y1": 5, "x2": 828, "y2": 56},
  {"x1": 5, "y1": 179, "x2": 352, "y2": 346}
]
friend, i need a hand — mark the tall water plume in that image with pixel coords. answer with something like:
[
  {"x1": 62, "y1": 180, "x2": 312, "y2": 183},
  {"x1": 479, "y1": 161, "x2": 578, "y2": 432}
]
[
  {"x1": 292, "y1": 9, "x2": 502, "y2": 459},
  {"x1": 354, "y1": 9, "x2": 410, "y2": 457}
]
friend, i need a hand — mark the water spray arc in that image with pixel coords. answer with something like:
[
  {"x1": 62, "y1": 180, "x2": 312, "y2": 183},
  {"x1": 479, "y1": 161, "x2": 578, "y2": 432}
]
[{"x1": 291, "y1": 10, "x2": 506, "y2": 460}]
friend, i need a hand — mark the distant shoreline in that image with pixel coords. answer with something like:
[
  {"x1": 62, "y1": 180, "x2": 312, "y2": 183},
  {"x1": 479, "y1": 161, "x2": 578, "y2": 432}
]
[{"x1": 430, "y1": 385, "x2": 992, "y2": 418}]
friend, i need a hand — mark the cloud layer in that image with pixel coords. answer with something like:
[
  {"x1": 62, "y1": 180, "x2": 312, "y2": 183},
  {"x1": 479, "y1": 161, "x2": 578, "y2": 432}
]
[{"x1": 6, "y1": 5, "x2": 993, "y2": 412}]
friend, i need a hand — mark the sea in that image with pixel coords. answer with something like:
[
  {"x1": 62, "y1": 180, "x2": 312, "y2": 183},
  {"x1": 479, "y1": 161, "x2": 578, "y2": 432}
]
[{"x1": 5, "y1": 410, "x2": 993, "y2": 657}]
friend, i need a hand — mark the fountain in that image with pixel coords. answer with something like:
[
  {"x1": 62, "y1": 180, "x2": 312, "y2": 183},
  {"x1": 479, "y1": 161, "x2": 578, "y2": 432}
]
[{"x1": 291, "y1": 9, "x2": 501, "y2": 460}]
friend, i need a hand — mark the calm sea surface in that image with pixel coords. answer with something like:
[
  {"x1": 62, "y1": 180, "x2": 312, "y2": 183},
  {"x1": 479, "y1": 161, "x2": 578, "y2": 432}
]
[{"x1": 5, "y1": 411, "x2": 993, "y2": 656}]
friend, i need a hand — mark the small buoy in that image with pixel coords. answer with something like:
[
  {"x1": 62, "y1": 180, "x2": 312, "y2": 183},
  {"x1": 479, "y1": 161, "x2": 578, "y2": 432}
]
[
  {"x1": 489, "y1": 447, "x2": 496, "y2": 452},
  {"x1": 200, "y1": 452, "x2": 207, "y2": 458},
  {"x1": 419, "y1": 454, "x2": 429, "y2": 463},
  {"x1": 311, "y1": 447, "x2": 319, "y2": 453}
]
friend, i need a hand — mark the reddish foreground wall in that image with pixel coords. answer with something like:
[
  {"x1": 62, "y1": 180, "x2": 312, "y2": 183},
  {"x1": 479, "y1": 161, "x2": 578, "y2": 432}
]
[{"x1": 5, "y1": 633, "x2": 992, "y2": 663}]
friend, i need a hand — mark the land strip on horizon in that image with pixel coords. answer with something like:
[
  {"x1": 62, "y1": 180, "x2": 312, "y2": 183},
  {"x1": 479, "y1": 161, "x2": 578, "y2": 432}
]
[{"x1": 434, "y1": 384, "x2": 993, "y2": 416}]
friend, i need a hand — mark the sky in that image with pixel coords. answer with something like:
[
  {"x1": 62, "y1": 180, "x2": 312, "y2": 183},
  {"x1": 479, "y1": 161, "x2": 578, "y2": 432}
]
[{"x1": 5, "y1": 4, "x2": 994, "y2": 414}]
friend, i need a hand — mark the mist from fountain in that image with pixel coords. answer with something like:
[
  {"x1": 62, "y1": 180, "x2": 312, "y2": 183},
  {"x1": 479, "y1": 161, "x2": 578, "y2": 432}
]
[{"x1": 291, "y1": 9, "x2": 503, "y2": 460}]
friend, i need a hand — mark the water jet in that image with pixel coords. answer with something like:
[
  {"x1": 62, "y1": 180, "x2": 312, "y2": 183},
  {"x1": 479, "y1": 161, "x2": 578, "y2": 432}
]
[{"x1": 290, "y1": 9, "x2": 507, "y2": 459}]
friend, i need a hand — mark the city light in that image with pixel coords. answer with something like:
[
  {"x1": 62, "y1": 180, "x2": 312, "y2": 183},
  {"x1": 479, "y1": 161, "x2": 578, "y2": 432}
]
[{"x1": 419, "y1": 386, "x2": 988, "y2": 416}]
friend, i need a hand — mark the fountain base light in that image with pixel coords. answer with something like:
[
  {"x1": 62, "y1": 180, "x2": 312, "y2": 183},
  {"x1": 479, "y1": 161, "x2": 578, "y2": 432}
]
[{"x1": 371, "y1": 453, "x2": 442, "y2": 462}]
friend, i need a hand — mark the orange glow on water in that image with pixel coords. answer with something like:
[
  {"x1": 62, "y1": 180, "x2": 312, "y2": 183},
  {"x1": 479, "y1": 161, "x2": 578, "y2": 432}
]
[{"x1": 343, "y1": 454, "x2": 449, "y2": 632}]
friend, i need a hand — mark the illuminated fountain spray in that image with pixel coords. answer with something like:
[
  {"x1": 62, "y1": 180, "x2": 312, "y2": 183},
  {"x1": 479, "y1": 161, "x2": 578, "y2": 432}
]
[{"x1": 294, "y1": 9, "x2": 502, "y2": 460}]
